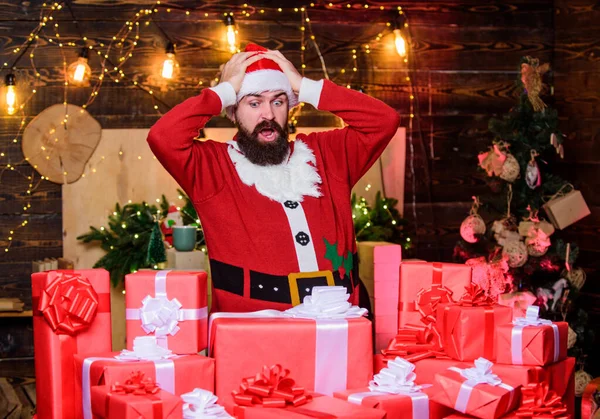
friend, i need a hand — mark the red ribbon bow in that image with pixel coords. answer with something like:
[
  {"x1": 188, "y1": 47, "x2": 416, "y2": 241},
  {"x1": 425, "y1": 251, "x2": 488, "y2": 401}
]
[
  {"x1": 382, "y1": 323, "x2": 447, "y2": 363},
  {"x1": 110, "y1": 371, "x2": 160, "y2": 396},
  {"x1": 38, "y1": 272, "x2": 99, "y2": 335},
  {"x1": 414, "y1": 283, "x2": 454, "y2": 324},
  {"x1": 458, "y1": 283, "x2": 494, "y2": 307},
  {"x1": 232, "y1": 365, "x2": 311, "y2": 408},
  {"x1": 515, "y1": 383, "x2": 569, "y2": 418}
]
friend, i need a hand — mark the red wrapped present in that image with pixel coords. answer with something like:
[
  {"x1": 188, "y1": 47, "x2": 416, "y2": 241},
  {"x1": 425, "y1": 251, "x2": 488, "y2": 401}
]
[
  {"x1": 32, "y1": 269, "x2": 112, "y2": 419},
  {"x1": 430, "y1": 358, "x2": 519, "y2": 419},
  {"x1": 229, "y1": 365, "x2": 385, "y2": 419},
  {"x1": 582, "y1": 377, "x2": 600, "y2": 419},
  {"x1": 74, "y1": 337, "x2": 214, "y2": 419},
  {"x1": 398, "y1": 261, "x2": 472, "y2": 329},
  {"x1": 91, "y1": 372, "x2": 183, "y2": 418},
  {"x1": 496, "y1": 305, "x2": 568, "y2": 366},
  {"x1": 333, "y1": 357, "x2": 453, "y2": 419},
  {"x1": 437, "y1": 284, "x2": 513, "y2": 361},
  {"x1": 125, "y1": 270, "x2": 208, "y2": 354},
  {"x1": 501, "y1": 382, "x2": 571, "y2": 419},
  {"x1": 545, "y1": 357, "x2": 575, "y2": 416}
]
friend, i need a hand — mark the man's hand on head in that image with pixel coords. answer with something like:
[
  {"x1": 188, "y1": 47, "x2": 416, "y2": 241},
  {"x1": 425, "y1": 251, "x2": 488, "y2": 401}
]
[
  {"x1": 260, "y1": 50, "x2": 303, "y2": 93},
  {"x1": 220, "y1": 52, "x2": 263, "y2": 93}
]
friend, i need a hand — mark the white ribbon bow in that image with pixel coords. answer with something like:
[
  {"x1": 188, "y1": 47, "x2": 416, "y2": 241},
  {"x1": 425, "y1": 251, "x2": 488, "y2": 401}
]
[
  {"x1": 514, "y1": 305, "x2": 552, "y2": 327},
  {"x1": 283, "y1": 286, "x2": 368, "y2": 319},
  {"x1": 456, "y1": 358, "x2": 502, "y2": 386},
  {"x1": 115, "y1": 336, "x2": 174, "y2": 361},
  {"x1": 369, "y1": 357, "x2": 427, "y2": 394},
  {"x1": 181, "y1": 388, "x2": 233, "y2": 419},
  {"x1": 139, "y1": 294, "x2": 183, "y2": 336}
]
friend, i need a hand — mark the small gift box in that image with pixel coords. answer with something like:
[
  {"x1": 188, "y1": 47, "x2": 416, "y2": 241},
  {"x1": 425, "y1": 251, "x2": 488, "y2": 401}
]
[
  {"x1": 430, "y1": 358, "x2": 519, "y2": 419},
  {"x1": 437, "y1": 284, "x2": 513, "y2": 361},
  {"x1": 210, "y1": 287, "x2": 373, "y2": 406},
  {"x1": 229, "y1": 365, "x2": 386, "y2": 419},
  {"x1": 181, "y1": 388, "x2": 233, "y2": 419},
  {"x1": 501, "y1": 382, "x2": 571, "y2": 419},
  {"x1": 333, "y1": 357, "x2": 453, "y2": 419},
  {"x1": 125, "y1": 270, "x2": 208, "y2": 354},
  {"x1": 91, "y1": 372, "x2": 183, "y2": 418},
  {"x1": 31, "y1": 269, "x2": 112, "y2": 419},
  {"x1": 542, "y1": 188, "x2": 590, "y2": 230},
  {"x1": 75, "y1": 336, "x2": 214, "y2": 419},
  {"x1": 496, "y1": 305, "x2": 568, "y2": 366}
]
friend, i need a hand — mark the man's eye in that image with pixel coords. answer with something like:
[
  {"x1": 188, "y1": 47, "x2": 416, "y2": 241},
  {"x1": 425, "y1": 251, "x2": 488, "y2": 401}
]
[
  {"x1": 249, "y1": 102, "x2": 259, "y2": 108},
  {"x1": 273, "y1": 100, "x2": 283, "y2": 106}
]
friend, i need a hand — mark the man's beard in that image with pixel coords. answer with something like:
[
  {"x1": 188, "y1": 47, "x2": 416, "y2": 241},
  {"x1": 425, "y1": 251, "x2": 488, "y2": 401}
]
[{"x1": 236, "y1": 119, "x2": 290, "y2": 166}]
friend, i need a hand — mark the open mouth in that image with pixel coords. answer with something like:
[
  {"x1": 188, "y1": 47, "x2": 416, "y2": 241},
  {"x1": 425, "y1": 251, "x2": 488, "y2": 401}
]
[{"x1": 257, "y1": 128, "x2": 276, "y2": 142}]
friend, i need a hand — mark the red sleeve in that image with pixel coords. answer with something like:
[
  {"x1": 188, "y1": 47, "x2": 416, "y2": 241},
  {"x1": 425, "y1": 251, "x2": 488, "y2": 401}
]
[
  {"x1": 305, "y1": 80, "x2": 400, "y2": 186},
  {"x1": 147, "y1": 89, "x2": 225, "y2": 202}
]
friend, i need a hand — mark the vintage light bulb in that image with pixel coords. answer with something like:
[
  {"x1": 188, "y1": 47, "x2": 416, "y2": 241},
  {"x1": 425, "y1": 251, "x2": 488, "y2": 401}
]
[
  {"x1": 393, "y1": 28, "x2": 406, "y2": 57},
  {"x1": 224, "y1": 15, "x2": 237, "y2": 53},
  {"x1": 161, "y1": 42, "x2": 177, "y2": 79},
  {"x1": 5, "y1": 74, "x2": 17, "y2": 115},
  {"x1": 68, "y1": 48, "x2": 92, "y2": 84}
]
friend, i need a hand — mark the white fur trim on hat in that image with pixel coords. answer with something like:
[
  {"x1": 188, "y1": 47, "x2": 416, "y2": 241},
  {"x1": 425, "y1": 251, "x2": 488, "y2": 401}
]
[{"x1": 226, "y1": 69, "x2": 298, "y2": 119}]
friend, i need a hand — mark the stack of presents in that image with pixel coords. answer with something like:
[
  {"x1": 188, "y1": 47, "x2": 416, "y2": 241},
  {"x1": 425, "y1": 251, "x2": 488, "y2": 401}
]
[{"x1": 32, "y1": 243, "x2": 575, "y2": 418}]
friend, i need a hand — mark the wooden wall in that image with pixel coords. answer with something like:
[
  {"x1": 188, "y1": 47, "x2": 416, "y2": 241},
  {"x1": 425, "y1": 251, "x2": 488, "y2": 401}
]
[{"x1": 0, "y1": 0, "x2": 598, "y2": 374}]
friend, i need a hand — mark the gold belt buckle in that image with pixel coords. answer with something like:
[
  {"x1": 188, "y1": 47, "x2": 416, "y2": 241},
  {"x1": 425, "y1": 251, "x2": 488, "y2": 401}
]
[{"x1": 287, "y1": 270, "x2": 335, "y2": 306}]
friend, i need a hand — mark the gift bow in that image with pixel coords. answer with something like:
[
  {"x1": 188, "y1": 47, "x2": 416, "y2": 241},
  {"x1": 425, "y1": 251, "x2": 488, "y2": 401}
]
[
  {"x1": 110, "y1": 371, "x2": 160, "y2": 396},
  {"x1": 181, "y1": 388, "x2": 233, "y2": 419},
  {"x1": 515, "y1": 382, "x2": 568, "y2": 418},
  {"x1": 283, "y1": 286, "x2": 367, "y2": 319},
  {"x1": 458, "y1": 283, "x2": 494, "y2": 307},
  {"x1": 38, "y1": 272, "x2": 99, "y2": 336},
  {"x1": 232, "y1": 365, "x2": 311, "y2": 408},
  {"x1": 414, "y1": 283, "x2": 454, "y2": 324},
  {"x1": 369, "y1": 357, "x2": 427, "y2": 394},
  {"x1": 115, "y1": 336, "x2": 174, "y2": 361},
  {"x1": 514, "y1": 305, "x2": 552, "y2": 327},
  {"x1": 456, "y1": 358, "x2": 502, "y2": 386},
  {"x1": 139, "y1": 294, "x2": 183, "y2": 336},
  {"x1": 382, "y1": 324, "x2": 445, "y2": 362}
]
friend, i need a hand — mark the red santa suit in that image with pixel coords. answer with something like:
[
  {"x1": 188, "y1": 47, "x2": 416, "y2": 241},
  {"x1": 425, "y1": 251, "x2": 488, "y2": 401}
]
[{"x1": 148, "y1": 70, "x2": 400, "y2": 313}]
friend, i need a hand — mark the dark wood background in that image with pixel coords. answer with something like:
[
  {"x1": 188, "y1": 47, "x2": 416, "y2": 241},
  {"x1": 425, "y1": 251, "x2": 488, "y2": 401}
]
[{"x1": 0, "y1": 0, "x2": 598, "y2": 374}]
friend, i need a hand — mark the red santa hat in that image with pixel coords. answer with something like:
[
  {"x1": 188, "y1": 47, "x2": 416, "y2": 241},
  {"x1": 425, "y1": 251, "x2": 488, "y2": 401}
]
[{"x1": 228, "y1": 43, "x2": 299, "y2": 117}]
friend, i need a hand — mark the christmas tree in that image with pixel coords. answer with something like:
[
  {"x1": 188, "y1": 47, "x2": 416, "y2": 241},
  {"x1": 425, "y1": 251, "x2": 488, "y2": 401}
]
[{"x1": 453, "y1": 56, "x2": 593, "y2": 365}]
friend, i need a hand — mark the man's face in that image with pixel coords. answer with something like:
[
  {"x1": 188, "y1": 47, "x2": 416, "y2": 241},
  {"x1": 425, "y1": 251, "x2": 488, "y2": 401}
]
[{"x1": 234, "y1": 91, "x2": 290, "y2": 166}]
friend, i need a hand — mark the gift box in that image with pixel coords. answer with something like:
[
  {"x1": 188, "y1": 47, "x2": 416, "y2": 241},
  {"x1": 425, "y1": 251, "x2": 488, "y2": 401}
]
[
  {"x1": 430, "y1": 359, "x2": 519, "y2": 419},
  {"x1": 32, "y1": 269, "x2": 112, "y2": 419},
  {"x1": 546, "y1": 357, "x2": 575, "y2": 416},
  {"x1": 501, "y1": 382, "x2": 571, "y2": 419},
  {"x1": 542, "y1": 189, "x2": 590, "y2": 230},
  {"x1": 496, "y1": 306, "x2": 568, "y2": 366},
  {"x1": 398, "y1": 261, "x2": 472, "y2": 329},
  {"x1": 74, "y1": 348, "x2": 214, "y2": 419},
  {"x1": 125, "y1": 270, "x2": 208, "y2": 354},
  {"x1": 210, "y1": 315, "x2": 373, "y2": 405},
  {"x1": 582, "y1": 377, "x2": 600, "y2": 419},
  {"x1": 91, "y1": 376, "x2": 183, "y2": 418},
  {"x1": 437, "y1": 284, "x2": 513, "y2": 361},
  {"x1": 232, "y1": 395, "x2": 387, "y2": 419}
]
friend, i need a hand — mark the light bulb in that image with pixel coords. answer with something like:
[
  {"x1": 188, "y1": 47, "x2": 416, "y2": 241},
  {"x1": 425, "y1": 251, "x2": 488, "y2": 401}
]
[
  {"x1": 393, "y1": 29, "x2": 406, "y2": 57},
  {"x1": 5, "y1": 74, "x2": 17, "y2": 115},
  {"x1": 161, "y1": 42, "x2": 177, "y2": 79},
  {"x1": 68, "y1": 48, "x2": 92, "y2": 84},
  {"x1": 224, "y1": 15, "x2": 237, "y2": 53}
]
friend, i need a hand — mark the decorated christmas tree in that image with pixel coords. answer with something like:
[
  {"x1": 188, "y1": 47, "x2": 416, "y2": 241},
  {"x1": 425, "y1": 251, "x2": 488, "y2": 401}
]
[{"x1": 453, "y1": 56, "x2": 593, "y2": 367}]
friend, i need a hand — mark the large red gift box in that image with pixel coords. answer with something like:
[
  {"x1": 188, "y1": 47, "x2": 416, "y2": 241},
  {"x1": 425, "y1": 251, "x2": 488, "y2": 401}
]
[
  {"x1": 74, "y1": 352, "x2": 214, "y2": 419},
  {"x1": 398, "y1": 262, "x2": 472, "y2": 328},
  {"x1": 125, "y1": 270, "x2": 208, "y2": 354},
  {"x1": 495, "y1": 306, "x2": 568, "y2": 366},
  {"x1": 209, "y1": 315, "x2": 373, "y2": 405},
  {"x1": 436, "y1": 285, "x2": 513, "y2": 361},
  {"x1": 91, "y1": 385, "x2": 183, "y2": 418},
  {"x1": 32, "y1": 269, "x2": 112, "y2": 419},
  {"x1": 333, "y1": 386, "x2": 453, "y2": 419},
  {"x1": 430, "y1": 360, "x2": 519, "y2": 419},
  {"x1": 232, "y1": 395, "x2": 386, "y2": 419}
]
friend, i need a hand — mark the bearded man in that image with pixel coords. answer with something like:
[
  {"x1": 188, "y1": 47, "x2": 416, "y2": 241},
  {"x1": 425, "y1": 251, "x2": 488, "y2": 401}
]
[{"x1": 148, "y1": 43, "x2": 400, "y2": 313}]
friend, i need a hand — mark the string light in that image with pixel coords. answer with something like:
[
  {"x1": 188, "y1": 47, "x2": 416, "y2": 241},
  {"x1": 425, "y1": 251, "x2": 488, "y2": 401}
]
[{"x1": 4, "y1": 74, "x2": 17, "y2": 115}]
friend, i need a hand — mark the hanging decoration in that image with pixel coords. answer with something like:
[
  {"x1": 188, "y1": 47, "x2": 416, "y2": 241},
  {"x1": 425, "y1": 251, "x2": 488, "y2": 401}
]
[
  {"x1": 460, "y1": 196, "x2": 486, "y2": 243},
  {"x1": 550, "y1": 133, "x2": 565, "y2": 159},
  {"x1": 502, "y1": 239, "x2": 528, "y2": 268},
  {"x1": 478, "y1": 143, "x2": 507, "y2": 177},
  {"x1": 67, "y1": 47, "x2": 92, "y2": 85},
  {"x1": 4, "y1": 73, "x2": 18, "y2": 115},
  {"x1": 161, "y1": 42, "x2": 178, "y2": 80},
  {"x1": 525, "y1": 149, "x2": 542, "y2": 189},
  {"x1": 520, "y1": 56, "x2": 550, "y2": 112},
  {"x1": 224, "y1": 14, "x2": 238, "y2": 54},
  {"x1": 500, "y1": 153, "x2": 520, "y2": 183},
  {"x1": 465, "y1": 255, "x2": 511, "y2": 299}
]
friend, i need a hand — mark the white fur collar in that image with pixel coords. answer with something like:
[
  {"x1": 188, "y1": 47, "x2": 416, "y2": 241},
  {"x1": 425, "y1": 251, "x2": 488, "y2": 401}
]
[{"x1": 227, "y1": 139, "x2": 322, "y2": 203}]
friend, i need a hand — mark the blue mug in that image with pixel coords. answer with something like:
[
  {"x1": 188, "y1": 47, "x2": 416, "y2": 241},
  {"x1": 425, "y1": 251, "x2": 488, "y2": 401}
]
[{"x1": 172, "y1": 226, "x2": 197, "y2": 252}]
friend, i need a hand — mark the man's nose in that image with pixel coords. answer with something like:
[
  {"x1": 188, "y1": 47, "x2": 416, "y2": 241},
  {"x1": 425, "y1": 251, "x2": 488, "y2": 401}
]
[{"x1": 260, "y1": 103, "x2": 275, "y2": 120}]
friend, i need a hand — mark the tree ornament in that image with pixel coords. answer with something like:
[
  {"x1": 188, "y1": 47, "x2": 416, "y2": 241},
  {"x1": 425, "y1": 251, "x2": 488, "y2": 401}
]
[
  {"x1": 550, "y1": 133, "x2": 564, "y2": 159},
  {"x1": 521, "y1": 56, "x2": 550, "y2": 112},
  {"x1": 500, "y1": 153, "x2": 520, "y2": 183},
  {"x1": 502, "y1": 239, "x2": 528, "y2": 268},
  {"x1": 564, "y1": 267, "x2": 586, "y2": 290},
  {"x1": 525, "y1": 150, "x2": 542, "y2": 189},
  {"x1": 478, "y1": 144, "x2": 507, "y2": 177},
  {"x1": 465, "y1": 255, "x2": 510, "y2": 299},
  {"x1": 460, "y1": 196, "x2": 486, "y2": 243},
  {"x1": 575, "y1": 370, "x2": 593, "y2": 397},
  {"x1": 567, "y1": 326, "x2": 577, "y2": 349}
]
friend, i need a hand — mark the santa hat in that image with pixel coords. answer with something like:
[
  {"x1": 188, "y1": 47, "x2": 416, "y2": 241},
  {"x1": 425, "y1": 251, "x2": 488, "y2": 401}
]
[{"x1": 227, "y1": 43, "x2": 298, "y2": 118}]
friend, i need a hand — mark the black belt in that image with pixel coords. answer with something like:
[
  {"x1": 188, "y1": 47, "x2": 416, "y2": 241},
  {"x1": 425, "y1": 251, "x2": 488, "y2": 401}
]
[{"x1": 209, "y1": 257, "x2": 358, "y2": 305}]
